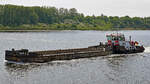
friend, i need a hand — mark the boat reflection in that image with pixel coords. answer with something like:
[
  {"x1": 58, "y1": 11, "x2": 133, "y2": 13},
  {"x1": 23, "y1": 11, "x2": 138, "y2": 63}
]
[{"x1": 4, "y1": 59, "x2": 80, "y2": 74}]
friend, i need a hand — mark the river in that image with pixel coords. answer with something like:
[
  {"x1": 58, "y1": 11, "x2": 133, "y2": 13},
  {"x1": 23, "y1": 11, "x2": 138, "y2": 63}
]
[{"x1": 0, "y1": 30, "x2": 150, "y2": 84}]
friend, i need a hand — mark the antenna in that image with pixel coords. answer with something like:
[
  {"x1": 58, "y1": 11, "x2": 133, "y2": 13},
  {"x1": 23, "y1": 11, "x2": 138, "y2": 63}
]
[
  {"x1": 129, "y1": 36, "x2": 131, "y2": 41},
  {"x1": 116, "y1": 25, "x2": 119, "y2": 39}
]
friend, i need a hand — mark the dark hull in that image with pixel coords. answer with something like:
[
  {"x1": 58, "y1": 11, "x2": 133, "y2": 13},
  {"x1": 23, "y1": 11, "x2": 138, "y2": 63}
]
[
  {"x1": 5, "y1": 45, "x2": 112, "y2": 63},
  {"x1": 6, "y1": 51, "x2": 111, "y2": 63},
  {"x1": 5, "y1": 45, "x2": 145, "y2": 63},
  {"x1": 112, "y1": 46, "x2": 145, "y2": 54}
]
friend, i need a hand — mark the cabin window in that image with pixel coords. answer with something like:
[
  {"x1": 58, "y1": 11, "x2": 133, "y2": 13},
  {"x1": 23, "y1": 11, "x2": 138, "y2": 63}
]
[
  {"x1": 114, "y1": 37, "x2": 119, "y2": 40},
  {"x1": 107, "y1": 36, "x2": 112, "y2": 40},
  {"x1": 107, "y1": 35, "x2": 125, "y2": 41},
  {"x1": 19, "y1": 52, "x2": 25, "y2": 55}
]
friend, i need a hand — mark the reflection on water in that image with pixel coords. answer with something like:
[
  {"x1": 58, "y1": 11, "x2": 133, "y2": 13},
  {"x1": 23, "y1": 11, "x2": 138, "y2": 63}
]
[
  {"x1": 5, "y1": 62, "x2": 42, "y2": 79},
  {"x1": 5, "y1": 59, "x2": 81, "y2": 77},
  {"x1": 5, "y1": 62, "x2": 40, "y2": 72}
]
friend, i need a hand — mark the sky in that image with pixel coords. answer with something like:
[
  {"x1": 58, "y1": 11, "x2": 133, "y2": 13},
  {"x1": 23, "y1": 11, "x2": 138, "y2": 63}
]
[{"x1": 0, "y1": 0, "x2": 150, "y2": 17}]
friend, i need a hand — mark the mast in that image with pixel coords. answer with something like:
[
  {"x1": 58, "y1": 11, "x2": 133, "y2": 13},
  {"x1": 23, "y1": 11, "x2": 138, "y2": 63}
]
[{"x1": 129, "y1": 36, "x2": 131, "y2": 41}]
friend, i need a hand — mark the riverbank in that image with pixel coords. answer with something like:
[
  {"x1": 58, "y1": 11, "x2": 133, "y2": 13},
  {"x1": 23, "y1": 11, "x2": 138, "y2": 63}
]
[{"x1": 0, "y1": 28, "x2": 149, "y2": 32}]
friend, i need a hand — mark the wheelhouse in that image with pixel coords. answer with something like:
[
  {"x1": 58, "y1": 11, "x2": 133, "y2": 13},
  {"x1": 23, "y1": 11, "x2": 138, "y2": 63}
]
[{"x1": 106, "y1": 33, "x2": 125, "y2": 41}]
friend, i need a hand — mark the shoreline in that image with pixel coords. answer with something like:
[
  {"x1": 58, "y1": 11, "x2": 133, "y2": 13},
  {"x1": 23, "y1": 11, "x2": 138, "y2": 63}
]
[{"x1": 0, "y1": 29, "x2": 150, "y2": 32}]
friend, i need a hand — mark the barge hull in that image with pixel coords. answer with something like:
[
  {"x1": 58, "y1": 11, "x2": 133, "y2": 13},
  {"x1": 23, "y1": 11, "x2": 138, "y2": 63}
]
[
  {"x1": 5, "y1": 44, "x2": 144, "y2": 63},
  {"x1": 5, "y1": 45, "x2": 112, "y2": 63}
]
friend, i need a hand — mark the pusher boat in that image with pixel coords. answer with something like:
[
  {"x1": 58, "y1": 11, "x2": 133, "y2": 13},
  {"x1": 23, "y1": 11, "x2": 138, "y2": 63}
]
[{"x1": 106, "y1": 33, "x2": 145, "y2": 54}]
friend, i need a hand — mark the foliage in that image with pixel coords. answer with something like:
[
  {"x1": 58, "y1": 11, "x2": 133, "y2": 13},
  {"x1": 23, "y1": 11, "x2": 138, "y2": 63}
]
[{"x1": 0, "y1": 4, "x2": 150, "y2": 30}]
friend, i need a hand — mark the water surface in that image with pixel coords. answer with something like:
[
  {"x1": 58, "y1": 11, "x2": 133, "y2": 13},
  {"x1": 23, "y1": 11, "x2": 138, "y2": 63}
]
[{"x1": 0, "y1": 30, "x2": 150, "y2": 84}]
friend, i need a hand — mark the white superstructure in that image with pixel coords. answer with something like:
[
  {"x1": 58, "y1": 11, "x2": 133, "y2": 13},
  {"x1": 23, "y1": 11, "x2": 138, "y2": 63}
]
[{"x1": 106, "y1": 33, "x2": 138, "y2": 51}]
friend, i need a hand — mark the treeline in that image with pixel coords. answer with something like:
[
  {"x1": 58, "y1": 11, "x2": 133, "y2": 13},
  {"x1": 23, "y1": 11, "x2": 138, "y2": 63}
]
[{"x1": 0, "y1": 4, "x2": 150, "y2": 30}]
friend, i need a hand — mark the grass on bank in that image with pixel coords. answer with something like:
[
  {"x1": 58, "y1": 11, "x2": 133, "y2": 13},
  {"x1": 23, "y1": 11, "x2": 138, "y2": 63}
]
[{"x1": 0, "y1": 23, "x2": 149, "y2": 31}]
